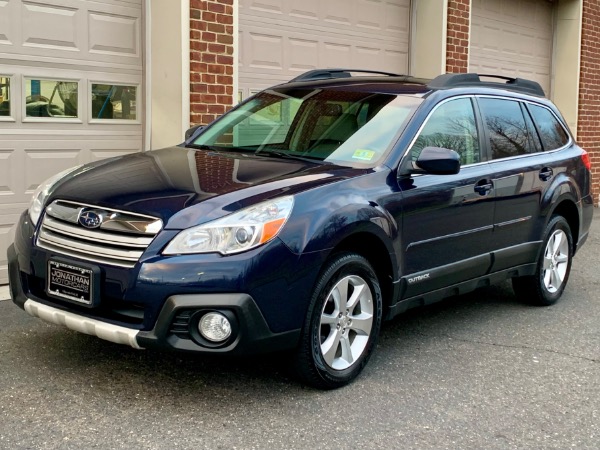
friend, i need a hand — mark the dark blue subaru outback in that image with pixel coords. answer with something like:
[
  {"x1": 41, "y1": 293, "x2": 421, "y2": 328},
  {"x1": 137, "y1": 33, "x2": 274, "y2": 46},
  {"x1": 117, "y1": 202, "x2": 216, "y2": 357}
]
[{"x1": 7, "y1": 70, "x2": 593, "y2": 389}]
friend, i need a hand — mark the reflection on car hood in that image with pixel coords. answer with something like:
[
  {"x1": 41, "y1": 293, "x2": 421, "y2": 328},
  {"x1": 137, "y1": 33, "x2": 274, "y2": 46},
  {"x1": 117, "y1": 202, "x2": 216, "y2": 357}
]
[{"x1": 49, "y1": 147, "x2": 368, "y2": 228}]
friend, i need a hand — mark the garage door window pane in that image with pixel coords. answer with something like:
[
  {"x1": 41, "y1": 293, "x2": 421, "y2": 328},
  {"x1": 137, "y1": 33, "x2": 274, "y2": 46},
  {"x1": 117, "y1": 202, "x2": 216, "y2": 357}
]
[
  {"x1": 0, "y1": 77, "x2": 10, "y2": 117},
  {"x1": 91, "y1": 84, "x2": 137, "y2": 120},
  {"x1": 25, "y1": 79, "x2": 78, "y2": 118}
]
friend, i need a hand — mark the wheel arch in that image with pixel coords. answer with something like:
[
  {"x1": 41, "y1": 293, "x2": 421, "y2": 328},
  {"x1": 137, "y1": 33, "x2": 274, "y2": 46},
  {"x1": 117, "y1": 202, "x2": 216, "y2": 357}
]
[
  {"x1": 541, "y1": 172, "x2": 582, "y2": 252},
  {"x1": 327, "y1": 230, "x2": 397, "y2": 314},
  {"x1": 548, "y1": 197, "x2": 580, "y2": 252}
]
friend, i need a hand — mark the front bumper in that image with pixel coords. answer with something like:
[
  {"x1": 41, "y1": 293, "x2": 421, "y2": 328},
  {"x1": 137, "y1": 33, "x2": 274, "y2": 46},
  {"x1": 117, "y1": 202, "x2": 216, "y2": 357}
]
[{"x1": 8, "y1": 241, "x2": 302, "y2": 355}]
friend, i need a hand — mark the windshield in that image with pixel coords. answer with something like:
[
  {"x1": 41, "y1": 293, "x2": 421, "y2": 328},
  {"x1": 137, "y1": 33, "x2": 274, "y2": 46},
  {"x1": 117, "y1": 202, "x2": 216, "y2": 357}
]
[{"x1": 191, "y1": 87, "x2": 423, "y2": 167}]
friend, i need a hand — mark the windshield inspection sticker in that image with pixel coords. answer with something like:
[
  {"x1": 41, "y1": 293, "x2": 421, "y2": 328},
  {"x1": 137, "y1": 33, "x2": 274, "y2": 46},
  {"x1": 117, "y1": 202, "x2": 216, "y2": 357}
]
[{"x1": 352, "y1": 149, "x2": 376, "y2": 161}]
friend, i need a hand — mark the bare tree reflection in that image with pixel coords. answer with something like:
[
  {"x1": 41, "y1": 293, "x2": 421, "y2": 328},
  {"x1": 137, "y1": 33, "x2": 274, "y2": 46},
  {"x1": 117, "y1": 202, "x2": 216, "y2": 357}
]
[
  {"x1": 486, "y1": 116, "x2": 531, "y2": 159},
  {"x1": 410, "y1": 116, "x2": 479, "y2": 165}
]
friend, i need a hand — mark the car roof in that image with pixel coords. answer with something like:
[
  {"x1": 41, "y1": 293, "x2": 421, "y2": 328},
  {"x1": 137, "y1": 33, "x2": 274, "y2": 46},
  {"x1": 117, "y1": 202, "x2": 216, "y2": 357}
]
[{"x1": 276, "y1": 69, "x2": 546, "y2": 99}]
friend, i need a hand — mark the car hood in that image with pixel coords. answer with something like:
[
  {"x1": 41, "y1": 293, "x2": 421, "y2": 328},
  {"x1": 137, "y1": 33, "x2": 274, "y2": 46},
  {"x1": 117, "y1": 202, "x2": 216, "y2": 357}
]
[{"x1": 49, "y1": 147, "x2": 369, "y2": 229}]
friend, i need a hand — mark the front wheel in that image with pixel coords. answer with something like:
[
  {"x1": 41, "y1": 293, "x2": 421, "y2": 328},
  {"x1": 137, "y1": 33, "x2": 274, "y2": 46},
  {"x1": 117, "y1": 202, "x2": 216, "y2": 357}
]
[
  {"x1": 294, "y1": 252, "x2": 383, "y2": 389},
  {"x1": 512, "y1": 215, "x2": 573, "y2": 306}
]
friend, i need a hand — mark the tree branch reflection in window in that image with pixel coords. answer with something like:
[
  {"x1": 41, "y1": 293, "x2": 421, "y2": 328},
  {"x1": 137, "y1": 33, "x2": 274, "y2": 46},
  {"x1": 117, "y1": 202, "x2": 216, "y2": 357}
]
[
  {"x1": 479, "y1": 98, "x2": 536, "y2": 159},
  {"x1": 529, "y1": 104, "x2": 569, "y2": 151},
  {"x1": 410, "y1": 98, "x2": 480, "y2": 165}
]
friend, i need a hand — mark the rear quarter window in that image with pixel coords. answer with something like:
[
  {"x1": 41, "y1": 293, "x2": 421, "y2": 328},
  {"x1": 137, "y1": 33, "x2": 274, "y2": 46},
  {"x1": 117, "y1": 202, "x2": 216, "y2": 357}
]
[{"x1": 528, "y1": 104, "x2": 570, "y2": 150}]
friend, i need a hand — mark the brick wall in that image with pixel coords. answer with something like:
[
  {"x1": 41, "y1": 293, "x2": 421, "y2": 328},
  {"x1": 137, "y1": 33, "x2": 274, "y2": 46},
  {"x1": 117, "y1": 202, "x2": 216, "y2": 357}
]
[
  {"x1": 446, "y1": 0, "x2": 470, "y2": 73},
  {"x1": 578, "y1": 0, "x2": 600, "y2": 202},
  {"x1": 190, "y1": 0, "x2": 235, "y2": 127}
]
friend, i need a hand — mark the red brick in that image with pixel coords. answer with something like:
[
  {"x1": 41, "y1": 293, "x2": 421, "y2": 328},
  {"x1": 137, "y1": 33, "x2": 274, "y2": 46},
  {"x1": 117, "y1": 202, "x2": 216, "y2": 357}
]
[
  {"x1": 207, "y1": 2, "x2": 225, "y2": 13},
  {"x1": 217, "y1": 33, "x2": 234, "y2": 45},
  {"x1": 190, "y1": 19, "x2": 205, "y2": 31},
  {"x1": 216, "y1": 55, "x2": 233, "y2": 65},
  {"x1": 202, "y1": 11, "x2": 216, "y2": 22},
  {"x1": 216, "y1": 13, "x2": 233, "y2": 25},
  {"x1": 202, "y1": 31, "x2": 216, "y2": 42},
  {"x1": 208, "y1": 84, "x2": 226, "y2": 94},
  {"x1": 201, "y1": 94, "x2": 217, "y2": 103},
  {"x1": 191, "y1": 103, "x2": 208, "y2": 113},
  {"x1": 207, "y1": 63, "x2": 226, "y2": 74},
  {"x1": 217, "y1": 75, "x2": 233, "y2": 85},
  {"x1": 190, "y1": 83, "x2": 208, "y2": 93},
  {"x1": 207, "y1": 43, "x2": 226, "y2": 53},
  {"x1": 208, "y1": 104, "x2": 226, "y2": 114},
  {"x1": 201, "y1": 53, "x2": 216, "y2": 63},
  {"x1": 206, "y1": 22, "x2": 225, "y2": 33}
]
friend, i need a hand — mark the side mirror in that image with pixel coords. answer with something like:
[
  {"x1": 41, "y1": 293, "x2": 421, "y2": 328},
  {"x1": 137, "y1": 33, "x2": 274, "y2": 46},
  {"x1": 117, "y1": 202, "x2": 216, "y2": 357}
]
[
  {"x1": 414, "y1": 146, "x2": 460, "y2": 175},
  {"x1": 185, "y1": 124, "x2": 205, "y2": 141}
]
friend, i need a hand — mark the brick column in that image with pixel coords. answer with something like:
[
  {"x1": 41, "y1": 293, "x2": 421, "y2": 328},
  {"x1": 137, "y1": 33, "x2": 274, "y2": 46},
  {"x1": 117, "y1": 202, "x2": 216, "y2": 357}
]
[
  {"x1": 190, "y1": 0, "x2": 235, "y2": 127},
  {"x1": 446, "y1": 0, "x2": 470, "y2": 73},
  {"x1": 578, "y1": 0, "x2": 600, "y2": 203}
]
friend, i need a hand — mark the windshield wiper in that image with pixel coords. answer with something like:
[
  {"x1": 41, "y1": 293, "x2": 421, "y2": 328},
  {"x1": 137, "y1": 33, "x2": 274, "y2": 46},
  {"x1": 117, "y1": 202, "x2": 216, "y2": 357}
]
[
  {"x1": 186, "y1": 144, "x2": 260, "y2": 154},
  {"x1": 185, "y1": 143, "x2": 223, "y2": 151},
  {"x1": 255, "y1": 149, "x2": 331, "y2": 164},
  {"x1": 186, "y1": 145, "x2": 330, "y2": 164}
]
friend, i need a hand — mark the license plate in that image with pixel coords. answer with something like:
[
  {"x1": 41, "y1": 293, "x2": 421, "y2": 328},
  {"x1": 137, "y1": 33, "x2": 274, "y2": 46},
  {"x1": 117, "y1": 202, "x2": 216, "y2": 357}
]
[{"x1": 47, "y1": 260, "x2": 94, "y2": 305}]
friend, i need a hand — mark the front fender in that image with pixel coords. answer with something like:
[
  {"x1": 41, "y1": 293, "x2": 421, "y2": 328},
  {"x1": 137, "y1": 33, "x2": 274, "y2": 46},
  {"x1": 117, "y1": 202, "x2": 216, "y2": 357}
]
[{"x1": 278, "y1": 170, "x2": 398, "y2": 255}]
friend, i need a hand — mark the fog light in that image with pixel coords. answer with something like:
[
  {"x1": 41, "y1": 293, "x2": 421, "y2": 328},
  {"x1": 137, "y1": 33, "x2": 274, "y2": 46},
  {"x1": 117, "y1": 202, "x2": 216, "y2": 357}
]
[{"x1": 198, "y1": 312, "x2": 232, "y2": 342}]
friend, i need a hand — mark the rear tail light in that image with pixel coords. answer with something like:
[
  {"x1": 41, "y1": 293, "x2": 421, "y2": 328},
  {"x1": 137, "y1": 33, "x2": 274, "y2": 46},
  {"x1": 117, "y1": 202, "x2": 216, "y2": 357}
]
[{"x1": 581, "y1": 150, "x2": 591, "y2": 171}]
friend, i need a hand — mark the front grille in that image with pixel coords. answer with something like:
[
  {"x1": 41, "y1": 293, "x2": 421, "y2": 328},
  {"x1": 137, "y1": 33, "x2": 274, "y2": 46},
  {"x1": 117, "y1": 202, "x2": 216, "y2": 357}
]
[{"x1": 36, "y1": 200, "x2": 162, "y2": 268}]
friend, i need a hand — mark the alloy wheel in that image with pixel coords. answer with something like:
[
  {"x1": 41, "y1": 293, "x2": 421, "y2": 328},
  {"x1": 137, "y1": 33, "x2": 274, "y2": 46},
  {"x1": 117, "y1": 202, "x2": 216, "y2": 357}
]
[
  {"x1": 318, "y1": 275, "x2": 374, "y2": 370},
  {"x1": 542, "y1": 229, "x2": 570, "y2": 293}
]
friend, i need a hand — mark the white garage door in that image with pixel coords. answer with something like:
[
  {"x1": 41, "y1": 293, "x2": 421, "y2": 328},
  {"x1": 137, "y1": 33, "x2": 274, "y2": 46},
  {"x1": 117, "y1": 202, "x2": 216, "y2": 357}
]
[
  {"x1": 0, "y1": 0, "x2": 144, "y2": 284},
  {"x1": 470, "y1": 0, "x2": 554, "y2": 94},
  {"x1": 239, "y1": 0, "x2": 411, "y2": 98}
]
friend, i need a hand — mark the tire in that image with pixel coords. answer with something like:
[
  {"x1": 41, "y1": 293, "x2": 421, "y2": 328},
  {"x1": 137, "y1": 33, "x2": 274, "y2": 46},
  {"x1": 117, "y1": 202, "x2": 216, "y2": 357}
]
[
  {"x1": 512, "y1": 215, "x2": 573, "y2": 306},
  {"x1": 294, "y1": 252, "x2": 383, "y2": 389}
]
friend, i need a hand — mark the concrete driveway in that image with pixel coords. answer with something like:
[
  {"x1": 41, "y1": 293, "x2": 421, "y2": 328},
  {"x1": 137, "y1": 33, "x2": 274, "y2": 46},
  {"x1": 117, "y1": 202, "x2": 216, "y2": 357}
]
[{"x1": 1, "y1": 211, "x2": 599, "y2": 449}]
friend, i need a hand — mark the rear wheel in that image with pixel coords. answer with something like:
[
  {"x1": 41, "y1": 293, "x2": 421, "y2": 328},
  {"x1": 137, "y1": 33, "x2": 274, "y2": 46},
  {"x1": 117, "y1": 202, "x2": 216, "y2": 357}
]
[
  {"x1": 512, "y1": 215, "x2": 573, "y2": 306},
  {"x1": 294, "y1": 252, "x2": 382, "y2": 389}
]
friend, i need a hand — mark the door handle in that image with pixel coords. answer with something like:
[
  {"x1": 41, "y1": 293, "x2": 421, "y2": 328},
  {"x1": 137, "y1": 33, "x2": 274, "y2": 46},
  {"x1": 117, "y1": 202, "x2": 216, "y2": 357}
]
[
  {"x1": 539, "y1": 167, "x2": 553, "y2": 182},
  {"x1": 474, "y1": 179, "x2": 493, "y2": 195}
]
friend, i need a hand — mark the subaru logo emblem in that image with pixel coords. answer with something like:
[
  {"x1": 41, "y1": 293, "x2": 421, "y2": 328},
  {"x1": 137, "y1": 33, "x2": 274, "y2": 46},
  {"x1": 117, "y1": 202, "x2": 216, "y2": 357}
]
[{"x1": 78, "y1": 210, "x2": 103, "y2": 229}]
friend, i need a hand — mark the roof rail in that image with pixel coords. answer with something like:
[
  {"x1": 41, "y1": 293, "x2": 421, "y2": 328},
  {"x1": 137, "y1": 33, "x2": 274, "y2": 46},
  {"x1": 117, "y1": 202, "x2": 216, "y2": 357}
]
[
  {"x1": 428, "y1": 73, "x2": 545, "y2": 97},
  {"x1": 289, "y1": 68, "x2": 403, "y2": 82}
]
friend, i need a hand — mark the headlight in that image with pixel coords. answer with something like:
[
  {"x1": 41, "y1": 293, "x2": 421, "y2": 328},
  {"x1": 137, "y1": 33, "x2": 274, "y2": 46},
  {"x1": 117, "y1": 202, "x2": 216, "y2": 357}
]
[
  {"x1": 29, "y1": 166, "x2": 81, "y2": 225},
  {"x1": 163, "y1": 196, "x2": 294, "y2": 255}
]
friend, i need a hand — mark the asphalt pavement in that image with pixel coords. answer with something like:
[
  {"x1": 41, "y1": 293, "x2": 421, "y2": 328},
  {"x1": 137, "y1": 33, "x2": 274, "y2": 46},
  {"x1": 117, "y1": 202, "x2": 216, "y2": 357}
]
[{"x1": 1, "y1": 211, "x2": 599, "y2": 449}]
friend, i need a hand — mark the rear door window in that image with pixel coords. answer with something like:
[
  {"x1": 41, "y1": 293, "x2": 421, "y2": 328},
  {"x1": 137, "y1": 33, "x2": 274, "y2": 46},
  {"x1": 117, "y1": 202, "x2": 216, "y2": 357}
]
[
  {"x1": 528, "y1": 104, "x2": 570, "y2": 150},
  {"x1": 479, "y1": 98, "x2": 538, "y2": 160}
]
